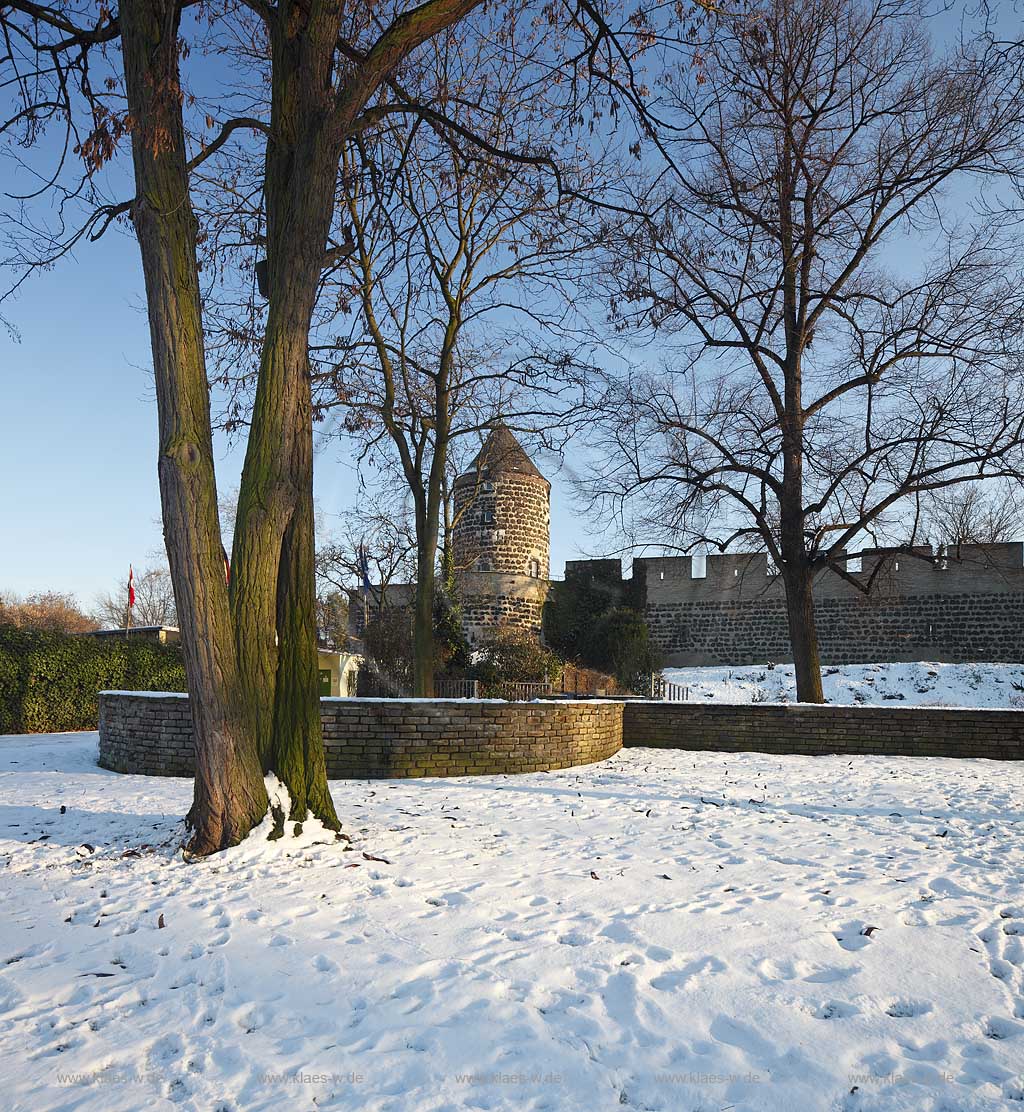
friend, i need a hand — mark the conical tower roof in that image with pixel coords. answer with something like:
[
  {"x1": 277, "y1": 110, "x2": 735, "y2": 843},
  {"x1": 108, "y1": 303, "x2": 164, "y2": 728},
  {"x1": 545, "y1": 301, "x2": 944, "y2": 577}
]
[{"x1": 464, "y1": 422, "x2": 546, "y2": 481}]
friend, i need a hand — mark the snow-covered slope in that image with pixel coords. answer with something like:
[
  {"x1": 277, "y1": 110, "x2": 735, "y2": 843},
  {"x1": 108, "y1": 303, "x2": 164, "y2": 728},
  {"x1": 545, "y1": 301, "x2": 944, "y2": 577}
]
[
  {"x1": 662, "y1": 661, "x2": 1024, "y2": 708},
  {"x1": 2, "y1": 732, "x2": 1024, "y2": 1110}
]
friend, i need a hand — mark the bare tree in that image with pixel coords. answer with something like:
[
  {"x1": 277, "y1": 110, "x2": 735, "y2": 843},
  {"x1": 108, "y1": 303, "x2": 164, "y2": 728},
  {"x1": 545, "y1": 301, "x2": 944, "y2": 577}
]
[
  {"x1": 316, "y1": 496, "x2": 418, "y2": 619},
  {"x1": 917, "y1": 480, "x2": 1024, "y2": 546},
  {"x1": 1, "y1": 0, "x2": 688, "y2": 846},
  {"x1": 95, "y1": 565, "x2": 177, "y2": 629},
  {"x1": 590, "y1": 0, "x2": 1024, "y2": 701},
  {"x1": 1, "y1": 0, "x2": 502, "y2": 852},
  {"x1": 318, "y1": 15, "x2": 592, "y2": 694},
  {"x1": 0, "y1": 591, "x2": 97, "y2": 634},
  {"x1": 315, "y1": 590, "x2": 349, "y2": 649}
]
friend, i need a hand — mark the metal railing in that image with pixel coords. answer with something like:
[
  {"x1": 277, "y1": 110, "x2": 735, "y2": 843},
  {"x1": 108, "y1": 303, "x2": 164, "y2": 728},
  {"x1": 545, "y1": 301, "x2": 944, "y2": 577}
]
[
  {"x1": 435, "y1": 678, "x2": 481, "y2": 699},
  {"x1": 650, "y1": 675, "x2": 690, "y2": 702},
  {"x1": 496, "y1": 681, "x2": 553, "y2": 701}
]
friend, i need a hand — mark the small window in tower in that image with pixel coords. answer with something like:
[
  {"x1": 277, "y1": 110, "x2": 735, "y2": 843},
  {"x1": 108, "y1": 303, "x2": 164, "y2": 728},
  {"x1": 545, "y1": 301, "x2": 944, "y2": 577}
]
[
  {"x1": 483, "y1": 509, "x2": 495, "y2": 525},
  {"x1": 528, "y1": 558, "x2": 540, "y2": 578}
]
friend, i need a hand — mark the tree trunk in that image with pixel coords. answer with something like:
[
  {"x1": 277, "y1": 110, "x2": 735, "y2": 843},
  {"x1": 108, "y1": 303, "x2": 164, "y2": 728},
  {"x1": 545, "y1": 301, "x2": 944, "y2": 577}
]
[
  {"x1": 231, "y1": 4, "x2": 345, "y2": 820},
  {"x1": 120, "y1": 0, "x2": 267, "y2": 854},
  {"x1": 783, "y1": 565, "x2": 825, "y2": 703},
  {"x1": 116, "y1": 0, "x2": 490, "y2": 853},
  {"x1": 412, "y1": 543, "x2": 436, "y2": 697},
  {"x1": 230, "y1": 303, "x2": 304, "y2": 768},
  {"x1": 270, "y1": 395, "x2": 340, "y2": 830}
]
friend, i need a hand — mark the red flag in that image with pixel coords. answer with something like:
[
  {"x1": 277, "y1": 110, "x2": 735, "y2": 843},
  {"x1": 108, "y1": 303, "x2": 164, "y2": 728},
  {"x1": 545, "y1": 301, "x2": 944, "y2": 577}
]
[{"x1": 128, "y1": 565, "x2": 135, "y2": 609}]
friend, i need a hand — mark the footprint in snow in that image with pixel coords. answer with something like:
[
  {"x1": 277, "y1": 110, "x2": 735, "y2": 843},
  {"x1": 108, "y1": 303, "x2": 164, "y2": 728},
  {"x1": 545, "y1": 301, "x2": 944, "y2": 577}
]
[
  {"x1": 832, "y1": 921, "x2": 879, "y2": 951},
  {"x1": 958, "y1": 1054, "x2": 1015, "y2": 1086},
  {"x1": 425, "y1": 891, "x2": 469, "y2": 908},
  {"x1": 984, "y1": 1015, "x2": 1024, "y2": 1040},
  {"x1": 148, "y1": 1032, "x2": 184, "y2": 1066},
  {"x1": 886, "y1": 999, "x2": 932, "y2": 1018},
  {"x1": 814, "y1": 1000, "x2": 858, "y2": 1020},
  {"x1": 898, "y1": 1037, "x2": 949, "y2": 1062},
  {"x1": 598, "y1": 919, "x2": 637, "y2": 944},
  {"x1": 650, "y1": 955, "x2": 725, "y2": 992},
  {"x1": 167, "y1": 1077, "x2": 192, "y2": 1104}
]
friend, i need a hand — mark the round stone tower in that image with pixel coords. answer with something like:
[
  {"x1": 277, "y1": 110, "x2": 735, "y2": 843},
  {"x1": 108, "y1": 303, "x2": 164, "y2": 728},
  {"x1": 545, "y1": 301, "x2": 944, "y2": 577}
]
[{"x1": 452, "y1": 423, "x2": 551, "y2": 642}]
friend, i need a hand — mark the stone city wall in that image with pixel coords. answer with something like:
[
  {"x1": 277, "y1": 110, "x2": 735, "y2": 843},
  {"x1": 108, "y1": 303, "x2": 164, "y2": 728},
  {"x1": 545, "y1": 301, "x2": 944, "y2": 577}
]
[{"x1": 567, "y1": 543, "x2": 1024, "y2": 666}]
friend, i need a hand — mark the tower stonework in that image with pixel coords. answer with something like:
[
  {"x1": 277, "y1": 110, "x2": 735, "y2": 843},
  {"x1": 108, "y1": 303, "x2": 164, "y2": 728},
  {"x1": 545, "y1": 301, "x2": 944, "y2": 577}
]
[{"x1": 452, "y1": 424, "x2": 550, "y2": 642}]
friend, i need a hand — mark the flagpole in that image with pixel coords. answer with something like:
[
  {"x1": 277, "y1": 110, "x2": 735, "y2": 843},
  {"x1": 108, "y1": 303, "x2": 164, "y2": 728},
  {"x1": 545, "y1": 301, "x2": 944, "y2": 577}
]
[
  {"x1": 363, "y1": 546, "x2": 368, "y2": 633},
  {"x1": 126, "y1": 565, "x2": 134, "y2": 641}
]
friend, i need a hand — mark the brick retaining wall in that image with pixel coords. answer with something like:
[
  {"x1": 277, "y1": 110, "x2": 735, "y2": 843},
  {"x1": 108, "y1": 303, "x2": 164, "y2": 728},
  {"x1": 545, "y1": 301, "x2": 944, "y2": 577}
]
[
  {"x1": 98, "y1": 692, "x2": 622, "y2": 778},
  {"x1": 98, "y1": 692, "x2": 1024, "y2": 777},
  {"x1": 621, "y1": 701, "x2": 1024, "y2": 759}
]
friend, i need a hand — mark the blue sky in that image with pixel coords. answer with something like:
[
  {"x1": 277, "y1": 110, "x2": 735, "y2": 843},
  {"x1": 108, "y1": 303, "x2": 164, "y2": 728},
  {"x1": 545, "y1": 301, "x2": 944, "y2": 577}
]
[
  {"x1": 0, "y1": 222, "x2": 589, "y2": 606},
  {"x1": 1, "y1": 1, "x2": 1004, "y2": 608}
]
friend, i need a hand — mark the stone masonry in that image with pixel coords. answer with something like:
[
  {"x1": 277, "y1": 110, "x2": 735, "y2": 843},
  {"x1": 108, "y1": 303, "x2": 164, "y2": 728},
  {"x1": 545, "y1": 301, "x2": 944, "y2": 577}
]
[
  {"x1": 99, "y1": 693, "x2": 194, "y2": 777},
  {"x1": 450, "y1": 423, "x2": 551, "y2": 641},
  {"x1": 99, "y1": 691, "x2": 1024, "y2": 779},
  {"x1": 350, "y1": 422, "x2": 552, "y2": 645},
  {"x1": 622, "y1": 701, "x2": 1024, "y2": 760},
  {"x1": 567, "y1": 543, "x2": 1024, "y2": 666},
  {"x1": 98, "y1": 692, "x2": 622, "y2": 779}
]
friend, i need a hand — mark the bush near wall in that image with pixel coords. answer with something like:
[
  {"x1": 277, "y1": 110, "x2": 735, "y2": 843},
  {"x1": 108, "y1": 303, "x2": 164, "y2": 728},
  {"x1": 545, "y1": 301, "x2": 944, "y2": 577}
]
[
  {"x1": 0, "y1": 626, "x2": 186, "y2": 734},
  {"x1": 544, "y1": 572, "x2": 660, "y2": 695},
  {"x1": 468, "y1": 627, "x2": 563, "y2": 696},
  {"x1": 560, "y1": 661, "x2": 623, "y2": 696}
]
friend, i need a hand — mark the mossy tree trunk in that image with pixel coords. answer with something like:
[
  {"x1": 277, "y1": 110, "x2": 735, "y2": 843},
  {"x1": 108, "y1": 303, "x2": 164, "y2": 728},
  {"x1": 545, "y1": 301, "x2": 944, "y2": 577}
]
[
  {"x1": 120, "y1": 0, "x2": 268, "y2": 854},
  {"x1": 119, "y1": 0, "x2": 488, "y2": 852},
  {"x1": 230, "y1": 0, "x2": 345, "y2": 827}
]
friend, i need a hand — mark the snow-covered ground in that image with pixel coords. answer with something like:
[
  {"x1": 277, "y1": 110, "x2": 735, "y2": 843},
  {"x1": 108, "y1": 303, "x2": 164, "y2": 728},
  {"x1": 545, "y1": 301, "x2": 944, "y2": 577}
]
[
  {"x1": 663, "y1": 661, "x2": 1024, "y2": 708},
  {"x1": 2, "y1": 732, "x2": 1024, "y2": 1112}
]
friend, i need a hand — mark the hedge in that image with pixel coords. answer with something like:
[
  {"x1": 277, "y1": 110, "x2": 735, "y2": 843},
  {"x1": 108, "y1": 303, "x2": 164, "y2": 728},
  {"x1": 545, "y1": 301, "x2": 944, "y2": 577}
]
[{"x1": 0, "y1": 626, "x2": 187, "y2": 734}]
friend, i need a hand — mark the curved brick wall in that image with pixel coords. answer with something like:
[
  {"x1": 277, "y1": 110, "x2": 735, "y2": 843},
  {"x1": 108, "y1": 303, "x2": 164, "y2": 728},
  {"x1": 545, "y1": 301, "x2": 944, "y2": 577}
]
[{"x1": 98, "y1": 693, "x2": 622, "y2": 779}]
